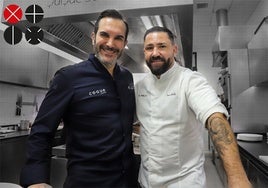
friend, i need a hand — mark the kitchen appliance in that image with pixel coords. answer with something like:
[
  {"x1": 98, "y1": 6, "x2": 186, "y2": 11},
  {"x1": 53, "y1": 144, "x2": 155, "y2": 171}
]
[
  {"x1": 0, "y1": 124, "x2": 18, "y2": 137},
  {"x1": 212, "y1": 9, "x2": 255, "y2": 68}
]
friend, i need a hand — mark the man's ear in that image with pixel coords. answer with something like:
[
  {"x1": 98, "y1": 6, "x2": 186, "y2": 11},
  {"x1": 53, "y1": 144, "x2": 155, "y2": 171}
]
[
  {"x1": 91, "y1": 32, "x2": 95, "y2": 45},
  {"x1": 173, "y1": 44, "x2": 178, "y2": 55},
  {"x1": 124, "y1": 39, "x2": 128, "y2": 48}
]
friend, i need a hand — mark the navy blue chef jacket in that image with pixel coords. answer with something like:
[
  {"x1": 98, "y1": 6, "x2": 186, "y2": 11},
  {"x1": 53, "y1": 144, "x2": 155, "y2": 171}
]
[{"x1": 20, "y1": 54, "x2": 137, "y2": 188}]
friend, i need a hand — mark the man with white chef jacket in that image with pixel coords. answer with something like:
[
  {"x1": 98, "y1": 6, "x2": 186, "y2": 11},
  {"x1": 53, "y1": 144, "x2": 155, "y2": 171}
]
[{"x1": 135, "y1": 26, "x2": 251, "y2": 188}]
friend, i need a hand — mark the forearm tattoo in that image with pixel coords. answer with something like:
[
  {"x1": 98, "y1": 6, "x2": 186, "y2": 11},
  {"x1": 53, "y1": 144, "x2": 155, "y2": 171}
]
[{"x1": 208, "y1": 116, "x2": 234, "y2": 156}]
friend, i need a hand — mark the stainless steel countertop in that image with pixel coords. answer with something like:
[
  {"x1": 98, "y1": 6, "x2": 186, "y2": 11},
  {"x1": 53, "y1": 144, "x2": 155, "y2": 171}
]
[
  {"x1": 237, "y1": 136, "x2": 268, "y2": 176},
  {"x1": 0, "y1": 130, "x2": 29, "y2": 140}
]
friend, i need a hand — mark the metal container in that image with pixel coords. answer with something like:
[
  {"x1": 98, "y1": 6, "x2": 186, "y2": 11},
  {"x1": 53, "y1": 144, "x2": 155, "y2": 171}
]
[{"x1": 19, "y1": 120, "x2": 30, "y2": 130}]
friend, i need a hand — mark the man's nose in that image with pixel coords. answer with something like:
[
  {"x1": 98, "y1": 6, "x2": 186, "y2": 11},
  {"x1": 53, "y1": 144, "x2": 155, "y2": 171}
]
[
  {"x1": 106, "y1": 38, "x2": 115, "y2": 47},
  {"x1": 152, "y1": 47, "x2": 160, "y2": 56}
]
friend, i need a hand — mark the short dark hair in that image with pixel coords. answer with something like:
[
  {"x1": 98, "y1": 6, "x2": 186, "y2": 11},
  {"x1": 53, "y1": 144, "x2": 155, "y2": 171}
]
[
  {"x1": 94, "y1": 9, "x2": 129, "y2": 41},
  {"x1": 143, "y1": 26, "x2": 176, "y2": 44}
]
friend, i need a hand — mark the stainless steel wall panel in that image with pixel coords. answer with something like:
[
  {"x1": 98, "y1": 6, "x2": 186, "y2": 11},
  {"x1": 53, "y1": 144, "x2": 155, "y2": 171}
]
[
  {"x1": 228, "y1": 49, "x2": 250, "y2": 98},
  {"x1": 231, "y1": 86, "x2": 268, "y2": 133},
  {"x1": 229, "y1": 49, "x2": 268, "y2": 133},
  {"x1": 0, "y1": 30, "x2": 49, "y2": 88},
  {"x1": 46, "y1": 52, "x2": 76, "y2": 86},
  {"x1": 248, "y1": 48, "x2": 268, "y2": 86}
]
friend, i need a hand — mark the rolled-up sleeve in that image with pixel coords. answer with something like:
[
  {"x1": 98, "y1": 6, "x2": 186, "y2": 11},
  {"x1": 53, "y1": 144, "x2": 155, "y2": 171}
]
[{"x1": 185, "y1": 71, "x2": 229, "y2": 125}]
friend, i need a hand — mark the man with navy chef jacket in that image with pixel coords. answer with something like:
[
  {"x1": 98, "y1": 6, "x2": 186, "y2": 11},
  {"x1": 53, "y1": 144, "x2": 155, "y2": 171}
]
[{"x1": 20, "y1": 9, "x2": 138, "y2": 188}]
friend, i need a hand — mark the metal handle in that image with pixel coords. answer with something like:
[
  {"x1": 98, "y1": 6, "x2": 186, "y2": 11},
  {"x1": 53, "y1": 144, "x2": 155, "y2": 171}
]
[{"x1": 254, "y1": 16, "x2": 268, "y2": 35}]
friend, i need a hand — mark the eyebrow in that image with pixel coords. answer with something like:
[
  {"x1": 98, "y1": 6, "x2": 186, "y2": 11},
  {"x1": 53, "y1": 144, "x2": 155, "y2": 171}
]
[
  {"x1": 115, "y1": 34, "x2": 125, "y2": 40},
  {"x1": 145, "y1": 42, "x2": 167, "y2": 46},
  {"x1": 99, "y1": 31, "x2": 125, "y2": 40}
]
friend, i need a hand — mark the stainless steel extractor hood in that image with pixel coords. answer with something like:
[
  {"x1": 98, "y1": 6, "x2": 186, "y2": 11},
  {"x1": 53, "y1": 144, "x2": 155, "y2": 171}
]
[
  {"x1": 2, "y1": 0, "x2": 193, "y2": 72},
  {"x1": 212, "y1": 25, "x2": 256, "y2": 67},
  {"x1": 248, "y1": 16, "x2": 268, "y2": 86},
  {"x1": 213, "y1": 25, "x2": 256, "y2": 52},
  {"x1": 212, "y1": 9, "x2": 255, "y2": 67}
]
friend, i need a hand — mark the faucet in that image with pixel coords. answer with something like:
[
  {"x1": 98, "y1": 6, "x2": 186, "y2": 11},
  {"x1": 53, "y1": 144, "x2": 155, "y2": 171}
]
[{"x1": 16, "y1": 94, "x2": 38, "y2": 116}]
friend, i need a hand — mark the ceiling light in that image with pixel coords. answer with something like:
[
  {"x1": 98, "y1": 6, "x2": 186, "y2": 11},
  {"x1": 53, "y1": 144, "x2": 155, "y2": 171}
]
[
  {"x1": 141, "y1": 16, "x2": 153, "y2": 30},
  {"x1": 90, "y1": 21, "x2": 96, "y2": 26},
  {"x1": 154, "y1": 15, "x2": 163, "y2": 27}
]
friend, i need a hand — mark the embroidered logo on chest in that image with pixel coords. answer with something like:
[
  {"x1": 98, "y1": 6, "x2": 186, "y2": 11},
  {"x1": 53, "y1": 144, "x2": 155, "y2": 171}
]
[
  {"x1": 89, "y1": 89, "x2": 107, "y2": 96},
  {"x1": 128, "y1": 83, "x2": 134, "y2": 90},
  {"x1": 167, "y1": 92, "x2": 176, "y2": 96}
]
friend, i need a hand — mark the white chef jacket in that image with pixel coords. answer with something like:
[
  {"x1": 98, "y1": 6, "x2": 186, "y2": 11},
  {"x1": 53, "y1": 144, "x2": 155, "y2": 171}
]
[{"x1": 135, "y1": 62, "x2": 228, "y2": 188}]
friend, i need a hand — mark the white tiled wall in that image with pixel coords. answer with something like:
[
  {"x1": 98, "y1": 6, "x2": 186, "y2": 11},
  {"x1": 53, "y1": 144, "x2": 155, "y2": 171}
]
[{"x1": 0, "y1": 83, "x2": 47, "y2": 126}]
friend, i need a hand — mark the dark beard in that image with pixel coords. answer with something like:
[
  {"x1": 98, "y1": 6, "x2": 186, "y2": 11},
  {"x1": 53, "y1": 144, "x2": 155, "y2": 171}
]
[{"x1": 146, "y1": 56, "x2": 172, "y2": 76}]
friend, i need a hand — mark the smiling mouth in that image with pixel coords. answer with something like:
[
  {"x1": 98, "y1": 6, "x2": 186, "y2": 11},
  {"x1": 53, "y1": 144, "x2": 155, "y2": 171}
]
[
  {"x1": 150, "y1": 56, "x2": 165, "y2": 62},
  {"x1": 102, "y1": 50, "x2": 115, "y2": 57},
  {"x1": 150, "y1": 59, "x2": 164, "y2": 65},
  {"x1": 151, "y1": 60, "x2": 162, "y2": 63},
  {"x1": 101, "y1": 46, "x2": 119, "y2": 55}
]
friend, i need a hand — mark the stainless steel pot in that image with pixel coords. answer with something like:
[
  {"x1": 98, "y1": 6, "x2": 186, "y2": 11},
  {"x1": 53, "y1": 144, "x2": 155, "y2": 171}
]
[{"x1": 19, "y1": 120, "x2": 30, "y2": 130}]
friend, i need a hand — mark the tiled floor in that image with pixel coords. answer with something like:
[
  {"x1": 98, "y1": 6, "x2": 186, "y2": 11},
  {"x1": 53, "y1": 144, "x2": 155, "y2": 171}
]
[{"x1": 204, "y1": 155, "x2": 225, "y2": 188}]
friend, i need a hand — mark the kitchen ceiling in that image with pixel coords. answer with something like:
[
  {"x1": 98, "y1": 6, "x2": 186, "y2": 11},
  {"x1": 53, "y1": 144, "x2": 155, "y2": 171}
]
[
  {"x1": 1, "y1": 0, "x2": 193, "y2": 73},
  {"x1": 193, "y1": 0, "x2": 261, "y2": 52},
  {"x1": 42, "y1": 0, "x2": 261, "y2": 72},
  {"x1": 1, "y1": 0, "x2": 262, "y2": 72},
  {"x1": 41, "y1": 16, "x2": 170, "y2": 73},
  {"x1": 39, "y1": 4, "x2": 194, "y2": 73}
]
